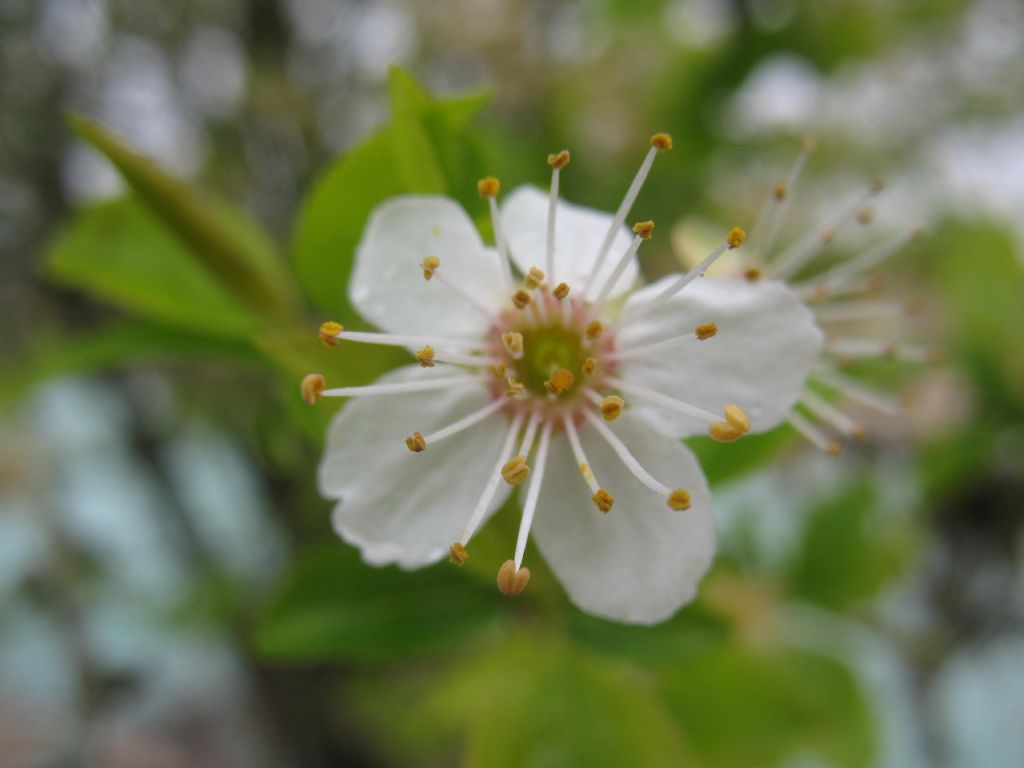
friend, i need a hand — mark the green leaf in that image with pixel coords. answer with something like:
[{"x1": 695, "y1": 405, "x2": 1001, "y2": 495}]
[
  {"x1": 387, "y1": 66, "x2": 448, "y2": 193},
  {"x1": 687, "y1": 427, "x2": 794, "y2": 487},
  {"x1": 252, "y1": 544, "x2": 502, "y2": 663},
  {"x1": 660, "y1": 645, "x2": 874, "y2": 768},
  {"x1": 68, "y1": 115, "x2": 299, "y2": 319},
  {"x1": 47, "y1": 196, "x2": 263, "y2": 338}
]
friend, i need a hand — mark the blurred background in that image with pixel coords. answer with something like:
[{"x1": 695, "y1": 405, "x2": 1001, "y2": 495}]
[{"x1": 2, "y1": 0, "x2": 1023, "y2": 766}]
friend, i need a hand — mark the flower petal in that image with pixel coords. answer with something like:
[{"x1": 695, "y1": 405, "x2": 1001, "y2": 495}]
[
  {"x1": 319, "y1": 366, "x2": 511, "y2": 568},
  {"x1": 501, "y1": 185, "x2": 637, "y2": 301},
  {"x1": 531, "y1": 411, "x2": 715, "y2": 624},
  {"x1": 617, "y1": 277, "x2": 823, "y2": 437},
  {"x1": 350, "y1": 196, "x2": 506, "y2": 338}
]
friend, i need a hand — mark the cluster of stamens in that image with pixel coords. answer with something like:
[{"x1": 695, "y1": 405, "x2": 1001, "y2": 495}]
[{"x1": 302, "y1": 133, "x2": 751, "y2": 597}]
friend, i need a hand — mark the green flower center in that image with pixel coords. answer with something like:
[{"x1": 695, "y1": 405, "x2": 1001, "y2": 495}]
[{"x1": 514, "y1": 323, "x2": 586, "y2": 397}]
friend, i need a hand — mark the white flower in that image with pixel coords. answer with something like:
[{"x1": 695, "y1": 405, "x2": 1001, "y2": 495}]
[
  {"x1": 303, "y1": 135, "x2": 822, "y2": 624},
  {"x1": 717, "y1": 140, "x2": 934, "y2": 455}
]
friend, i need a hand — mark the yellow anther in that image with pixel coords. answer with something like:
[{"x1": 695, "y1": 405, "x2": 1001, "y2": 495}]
[
  {"x1": 449, "y1": 543, "x2": 468, "y2": 565},
  {"x1": 581, "y1": 357, "x2": 598, "y2": 376},
  {"x1": 501, "y1": 331, "x2": 524, "y2": 359},
  {"x1": 591, "y1": 489, "x2": 614, "y2": 513},
  {"x1": 512, "y1": 289, "x2": 532, "y2": 309},
  {"x1": 820, "y1": 228, "x2": 835, "y2": 244},
  {"x1": 525, "y1": 267, "x2": 545, "y2": 289},
  {"x1": 544, "y1": 368, "x2": 575, "y2": 395},
  {"x1": 579, "y1": 463, "x2": 589, "y2": 476},
  {"x1": 502, "y1": 455, "x2": 530, "y2": 485},
  {"x1": 826, "y1": 441, "x2": 844, "y2": 457},
  {"x1": 318, "y1": 321, "x2": 343, "y2": 347},
  {"x1": 857, "y1": 208, "x2": 875, "y2": 225},
  {"x1": 632, "y1": 220, "x2": 655, "y2": 240},
  {"x1": 421, "y1": 255, "x2": 440, "y2": 280},
  {"x1": 667, "y1": 489, "x2": 692, "y2": 511},
  {"x1": 490, "y1": 361, "x2": 507, "y2": 379},
  {"x1": 802, "y1": 136, "x2": 817, "y2": 153},
  {"x1": 553, "y1": 282, "x2": 570, "y2": 300},
  {"x1": 506, "y1": 378, "x2": 525, "y2": 397},
  {"x1": 405, "y1": 432, "x2": 426, "y2": 452},
  {"x1": 709, "y1": 421, "x2": 745, "y2": 442},
  {"x1": 585, "y1": 321, "x2": 604, "y2": 341},
  {"x1": 600, "y1": 395, "x2": 625, "y2": 421},
  {"x1": 650, "y1": 132, "x2": 673, "y2": 152},
  {"x1": 723, "y1": 403, "x2": 750, "y2": 434},
  {"x1": 726, "y1": 227, "x2": 746, "y2": 249},
  {"x1": 497, "y1": 559, "x2": 530, "y2": 596},
  {"x1": 547, "y1": 149, "x2": 571, "y2": 169},
  {"x1": 744, "y1": 266, "x2": 763, "y2": 281},
  {"x1": 300, "y1": 373, "x2": 325, "y2": 405},
  {"x1": 695, "y1": 322, "x2": 717, "y2": 341},
  {"x1": 477, "y1": 177, "x2": 500, "y2": 197},
  {"x1": 773, "y1": 184, "x2": 787, "y2": 201},
  {"x1": 415, "y1": 345, "x2": 435, "y2": 367}
]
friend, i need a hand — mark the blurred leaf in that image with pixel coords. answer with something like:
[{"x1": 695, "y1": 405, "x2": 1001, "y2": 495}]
[
  {"x1": 68, "y1": 115, "x2": 299, "y2": 319},
  {"x1": 687, "y1": 427, "x2": 794, "y2": 487},
  {"x1": 252, "y1": 544, "x2": 501, "y2": 663},
  {"x1": 660, "y1": 645, "x2": 874, "y2": 768},
  {"x1": 388, "y1": 66, "x2": 447, "y2": 193},
  {"x1": 47, "y1": 196, "x2": 263, "y2": 337}
]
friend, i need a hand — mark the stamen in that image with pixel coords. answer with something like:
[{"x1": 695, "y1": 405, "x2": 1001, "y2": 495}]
[
  {"x1": 796, "y1": 230, "x2": 922, "y2": 294},
  {"x1": 319, "y1": 321, "x2": 343, "y2": 347},
  {"x1": 497, "y1": 559, "x2": 530, "y2": 596},
  {"x1": 327, "y1": 329, "x2": 487, "y2": 352},
  {"x1": 811, "y1": 366, "x2": 900, "y2": 416},
  {"x1": 449, "y1": 543, "x2": 468, "y2": 565},
  {"x1": 563, "y1": 414, "x2": 613, "y2": 513},
  {"x1": 506, "y1": 378, "x2": 525, "y2": 398},
  {"x1": 320, "y1": 374, "x2": 480, "y2": 399},
  {"x1": 512, "y1": 289, "x2": 532, "y2": 309},
  {"x1": 479, "y1": 176, "x2": 515, "y2": 293},
  {"x1": 458, "y1": 411, "x2": 526, "y2": 546},
  {"x1": 426, "y1": 261, "x2": 496, "y2": 320},
  {"x1": 606, "y1": 323, "x2": 714, "y2": 362},
  {"x1": 501, "y1": 331, "x2": 524, "y2": 359},
  {"x1": 553, "y1": 282, "x2": 570, "y2": 300},
  {"x1": 605, "y1": 377, "x2": 719, "y2": 425},
  {"x1": 826, "y1": 338, "x2": 938, "y2": 363},
  {"x1": 583, "y1": 133, "x2": 672, "y2": 297},
  {"x1": 491, "y1": 361, "x2": 507, "y2": 379},
  {"x1": 814, "y1": 299, "x2": 913, "y2": 323},
  {"x1": 524, "y1": 267, "x2": 545, "y2": 290},
  {"x1": 800, "y1": 390, "x2": 865, "y2": 440},
  {"x1": 787, "y1": 411, "x2": 843, "y2": 456},
  {"x1": 415, "y1": 346, "x2": 435, "y2": 367},
  {"x1": 585, "y1": 321, "x2": 604, "y2": 341},
  {"x1": 405, "y1": 432, "x2": 426, "y2": 452},
  {"x1": 513, "y1": 420, "x2": 553, "y2": 570},
  {"x1": 590, "y1": 222, "x2": 652, "y2": 311},
  {"x1": 618, "y1": 228, "x2": 742, "y2": 328},
  {"x1": 414, "y1": 397, "x2": 508, "y2": 449},
  {"x1": 797, "y1": 276, "x2": 882, "y2": 303},
  {"x1": 428, "y1": 351, "x2": 501, "y2": 368},
  {"x1": 300, "y1": 373, "x2": 325, "y2": 404},
  {"x1": 502, "y1": 410, "x2": 542, "y2": 485},
  {"x1": 667, "y1": 489, "x2": 692, "y2": 511},
  {"x1": 746, "y1": 140, "x2": 812, "y2": 265},
  {"x1": 599, "y1": 395, "x2": 625, "y2": 421},
  {"x1": 420, "y1": 255, "x2": 440, "y2": 280},
  {"x1": 544, "y1": 367, "x2": 575, "y2": 395},
  {"x1": 581, "y1": 357, "x2": 598, "y2": 376},
  {"x1": 582, "y1": 410, "x2": 676, "y2": 503},
  {"x1": 547, "y1": 150, "x2": 570, "y2": 281}
]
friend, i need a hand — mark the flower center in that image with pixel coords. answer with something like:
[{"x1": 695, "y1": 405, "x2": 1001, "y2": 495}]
[{"x1": 513, "y1": 321, "x2": 586, "y2": 397}]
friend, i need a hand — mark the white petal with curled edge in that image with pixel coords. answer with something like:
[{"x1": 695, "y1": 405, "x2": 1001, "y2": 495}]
[
  {"x1": 531, "y1": 411, "x2": 715, "y2": 624},
  {"x1": 617, "y1": 277, "x2": 823, "y2": 438},
  {"x1": 501, "y1": 185, "x2": 637, "y2": 301},
  {"x1": 319, "y1": 366, "x2": 511, "y2": 568},
  {"x1": 349, "y1": 196, "x2": 506, "y2": 338}
]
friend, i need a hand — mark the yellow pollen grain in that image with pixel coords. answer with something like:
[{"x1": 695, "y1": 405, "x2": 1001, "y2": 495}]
[
  {"x1": 449, "y1": 543, "x2": 468, "y2": 565},
  {"x1": 553, "y1": 282, "x2": 570, "y2": 300},
  {"x1": 585, "y1": 321, "x2": 604, "y2": 341},
  {"x1": 545, "y1": 368, "x2": 575, "y2": 395},
  {"x1": 773, "y1": 184, "x2": 787, "y2": 201},
  {"x1": 421, "y1": 255, "x2": 440, "y2": 280},
  {"x1": 744, "y1": 266, "x2": 763, "y2": 281},
  {"x1": 695, "y1": 322, "x2": 717, "y2": 341},
  {"x1": 490, "y1": 361, "x2": 507, "y2": 379},
  {"x1": 709, "y1": 421, "x2": 745, "y2": 442},
  {"x1": 632, "y1": 220, "x2": 655, "y2": 240},
  {"x1": 497, "y1": 560, "x2": 530, "y2": 596},
  {"x1": 826, "y1": 441, "x2": 844, "y2": 457},
  {"x1": 318, "y1": 321, "x2": 343, "y2": 347},
  {"x1": 857, "y1": 208, "x2": 875, "y2": 225},
  {"x1": 300, "y1": 373, "x2": 325, "y2": 405},
  {"x1": 723, "y1": 404, "x2": 750, "y2": 434},
  {"x1": 501, "y1": 455, "x2": 530, "y2": 485},
  {"x1": 581, "y1": 357, "x2": 597, "y2": 376},
  {"x1": 415, "y1": 346, "x2": 435, "y2": 367},
  {"x1": 477, "y1": 177, "x2": 500, "y2": 197},
  {"x1": 600, "y1": 395, "x2": 625, "y2": 421},
  {"x1": 405, "y1": 431, "x2": 426, "y2": 452},
  {"x1": 592, "y1": 489, "x2": 614, "y2": 513},
  {"x1": 547, "y1": 149, "x2": 571, "y2": 169},
  {"x1": 505, "y1": 377, "x2": 525, "y2": 397},
  {"x1": 726, "y1": 227, "x2": 746, "y2": 249},
  {"x1": 820, "y1": 228, "x2": 835, "y2": 244},
  {"x1": 525, "y1": 267, "x2": 545, "y2": 289},
  {"x1": 512, "y1": 289, "x2": 532, "y2": 309},
  {"x1": 667, "y1": 489, "x2": 692, "y2": 511},
  {"x1": 502, "y1": 331, "x2": 524, "y2": 358},
  {"x1": 650, "y1": 132, "x2": 673, "y2": 152}
]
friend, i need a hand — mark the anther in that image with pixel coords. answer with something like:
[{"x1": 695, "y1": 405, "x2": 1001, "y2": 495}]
[
  {"x1": 405, "y1": 431, "x2": 426, "y2": 452},
  {"x1": 544, "y1": 368, "x2": 575, "y2": 395},
  {"x1": 477, "y1": 177, "x2": 500, "y2": 197},
  {"x1": 744, "y1": 267, "x2": 762, "y2": 281},
  {"x1": 857, "y1": 208, "x2": 875, "y2": 225},
  {"x1": 421, "y1": 255, "x2": 440, "y2": 280},
  {"x1": 300, "y1": 373, "x2": 325, "y2": 405},
  {"x1": 591, "y1": 489, "x2": 614, "y2": 513},
  {"x1": 585, "y1": 321, "x2": 604, "y2": 341},
  {"x1": 491, "y1": 361, "x2": 507, "y2": 379},
  {"x1": 449, "y1": 543, "x2": 468, "y2": 565},
  {"x1": 501, "y1": 331, "x2": 524, "y2": 359},
  {"x1": 695, "y1": 322, "x2": 717, "y2": 341},
  {"x1": 820, "y1": 228, "x2": 835, "y2": 244},
  {"x1": 415, "y1": 346, "x2": 435, "y2": 367},
  {"x1": 650, "y1": 132, "x2": 673, "y2": 152},
  {"x1": 581, "y1": 357, "x2": 597, "y2": 376},
  {"x1": 600, "y1": 395, "x2": 625, "y2": 421},
  {"x1": 318, "y1": 321, "x2": 343, "y2": 347},
  {"x1": 667, "y1": 489, "x2": 692, "y2": 511},
  {"x1": 501, "y1": 455, "x2": 530, "y2": 485},
  {"x1": 724, "y1": 404, "x2": 750, "y2": 434},
  {"x1": 709, "y1": 422, "x2": 745, "y2": 442},
  {"x1": 497, "y1": 560, "x2": 530, "y2": 596},
  {"x1": 553, "y1": 282, "x2": 570, "y2": 300},
  {"x1": 773, "y1": 184, "x2": 787, "y2": 201},
  {"x1": 525, "y1": 267, "x2": 545, "y2": 289},
  {"x1": 726, "y1": 227, "x2": 746, "y2": 249},
  {"x1": 547, "y1": 149, "x2": 571, "y2": 169},
  {"x1": 826, "y1": 441, "x2": 844, "y2": 457},
  {"x1": 506, "y1": 378, "x2": 525, "y2": 397},
  {"x1": 632, "y1": 220, "x2": 655, "y2": 240},
  {"x1": 512, "y1": 289, "x2": 532, "y2": 309}
]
